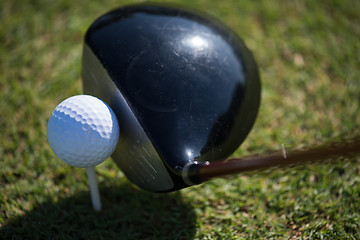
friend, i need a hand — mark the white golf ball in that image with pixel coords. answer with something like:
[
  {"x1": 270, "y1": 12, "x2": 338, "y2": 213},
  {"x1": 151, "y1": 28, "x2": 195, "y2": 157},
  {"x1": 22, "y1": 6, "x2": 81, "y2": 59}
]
[{"x1": 47, "y1": 95, "x2": 119, "y2": 168}]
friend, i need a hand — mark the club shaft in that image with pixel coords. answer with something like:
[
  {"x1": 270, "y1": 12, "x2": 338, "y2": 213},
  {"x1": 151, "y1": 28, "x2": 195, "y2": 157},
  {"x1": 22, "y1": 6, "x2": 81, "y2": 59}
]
[{"x1": 198, "y1": 136, "x2": 360, "y2": 181}]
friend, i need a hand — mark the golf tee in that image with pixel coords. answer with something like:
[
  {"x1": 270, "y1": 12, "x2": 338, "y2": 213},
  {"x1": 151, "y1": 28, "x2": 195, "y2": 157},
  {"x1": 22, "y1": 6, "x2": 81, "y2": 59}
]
[{"x1": 85, "y1": 166, "x2": 102, "y2": 211}]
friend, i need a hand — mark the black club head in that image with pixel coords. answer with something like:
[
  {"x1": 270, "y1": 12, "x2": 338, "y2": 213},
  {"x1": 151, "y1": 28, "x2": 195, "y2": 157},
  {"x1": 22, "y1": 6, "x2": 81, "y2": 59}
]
[{"x1": 82, "y1": 4, "x2": 261, "y2": 192}]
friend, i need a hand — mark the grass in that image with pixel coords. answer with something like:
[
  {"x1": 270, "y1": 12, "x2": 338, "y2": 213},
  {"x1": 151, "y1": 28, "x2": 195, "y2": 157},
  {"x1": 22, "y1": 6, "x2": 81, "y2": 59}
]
[{"x1": 1, "y1": 0, "x2": 359, "y2": 239}]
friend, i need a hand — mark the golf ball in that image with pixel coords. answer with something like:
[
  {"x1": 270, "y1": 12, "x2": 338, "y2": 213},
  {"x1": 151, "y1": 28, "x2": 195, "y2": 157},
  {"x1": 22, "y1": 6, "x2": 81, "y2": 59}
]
[{"x1": 47, "y1": 95, "x2": 119, "y2": 168}]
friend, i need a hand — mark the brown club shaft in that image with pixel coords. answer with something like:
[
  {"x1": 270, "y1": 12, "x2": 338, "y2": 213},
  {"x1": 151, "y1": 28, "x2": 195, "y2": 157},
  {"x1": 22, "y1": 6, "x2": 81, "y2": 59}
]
[{"x1": 199, "y1": 136, "x2": 360, "y2": 181}]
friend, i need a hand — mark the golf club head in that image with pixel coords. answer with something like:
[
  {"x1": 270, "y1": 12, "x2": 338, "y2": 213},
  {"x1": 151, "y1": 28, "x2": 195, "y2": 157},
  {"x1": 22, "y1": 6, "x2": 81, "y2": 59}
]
[{"x1": 82, "y1": 4, "x2": 261, "y2": 192}]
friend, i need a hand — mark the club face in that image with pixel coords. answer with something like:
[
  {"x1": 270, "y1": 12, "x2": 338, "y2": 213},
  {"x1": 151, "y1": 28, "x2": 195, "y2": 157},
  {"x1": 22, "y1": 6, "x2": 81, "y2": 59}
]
[{"x1": 82, "y1": 4, "x2": 261, "y2": 192}]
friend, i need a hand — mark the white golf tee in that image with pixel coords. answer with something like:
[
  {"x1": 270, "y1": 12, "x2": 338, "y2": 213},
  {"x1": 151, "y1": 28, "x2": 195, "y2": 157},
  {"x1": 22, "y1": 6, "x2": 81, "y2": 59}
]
[{"x1": 85, "y1": 166, "x2": 102, "y2": 211}]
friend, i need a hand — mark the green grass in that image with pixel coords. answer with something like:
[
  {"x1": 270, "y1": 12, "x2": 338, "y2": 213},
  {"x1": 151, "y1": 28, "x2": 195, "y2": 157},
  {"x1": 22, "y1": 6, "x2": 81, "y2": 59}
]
[{"x1": 1, "y1": 0, "x2": 360, "y2": 239}]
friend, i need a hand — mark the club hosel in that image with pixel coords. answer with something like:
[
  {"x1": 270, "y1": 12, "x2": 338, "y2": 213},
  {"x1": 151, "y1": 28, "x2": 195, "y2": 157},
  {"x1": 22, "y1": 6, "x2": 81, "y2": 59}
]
[{"x1": 181, "y1": 161, "x2": 207, "y2": 186}]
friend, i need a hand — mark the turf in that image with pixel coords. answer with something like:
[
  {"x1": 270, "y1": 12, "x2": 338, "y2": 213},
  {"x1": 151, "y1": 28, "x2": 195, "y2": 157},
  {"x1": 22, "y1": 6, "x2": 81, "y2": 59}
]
[{"x1": 1, "y1": 0, "x2": 359, "y2": 239}]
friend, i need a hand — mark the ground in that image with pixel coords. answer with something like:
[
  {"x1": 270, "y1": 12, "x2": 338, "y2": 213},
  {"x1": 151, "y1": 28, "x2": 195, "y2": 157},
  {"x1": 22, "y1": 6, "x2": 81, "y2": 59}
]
[{"x1": 1, "y1": 0, "x2": 359, "y2": 239}]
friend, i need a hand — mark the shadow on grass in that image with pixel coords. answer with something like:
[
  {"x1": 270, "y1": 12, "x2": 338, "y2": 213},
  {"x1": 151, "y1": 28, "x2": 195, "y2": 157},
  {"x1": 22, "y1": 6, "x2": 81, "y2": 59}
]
[{"x1": 1, "y1": 182, "x2": 196, "y2": 239}]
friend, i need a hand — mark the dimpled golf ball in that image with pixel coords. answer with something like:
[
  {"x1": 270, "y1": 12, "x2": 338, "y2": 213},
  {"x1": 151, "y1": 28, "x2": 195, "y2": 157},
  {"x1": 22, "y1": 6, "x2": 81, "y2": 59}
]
[{"x1": 47, "y1": 95, "x2": 119, "y2": 168}]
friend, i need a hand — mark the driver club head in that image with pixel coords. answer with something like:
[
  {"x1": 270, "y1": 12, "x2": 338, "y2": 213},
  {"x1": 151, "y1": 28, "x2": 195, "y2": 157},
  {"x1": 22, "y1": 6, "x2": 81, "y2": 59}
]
[{"x1": 82, "y1": 4, "x2": 261, "y2": 192}]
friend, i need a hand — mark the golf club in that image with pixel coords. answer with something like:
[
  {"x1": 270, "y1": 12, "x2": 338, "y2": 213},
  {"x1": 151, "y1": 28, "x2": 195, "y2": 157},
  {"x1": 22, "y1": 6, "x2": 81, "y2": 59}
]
[{"x1": 81, "y1": 4, "x2": 359, "y2": 193}]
